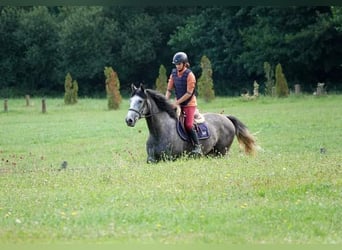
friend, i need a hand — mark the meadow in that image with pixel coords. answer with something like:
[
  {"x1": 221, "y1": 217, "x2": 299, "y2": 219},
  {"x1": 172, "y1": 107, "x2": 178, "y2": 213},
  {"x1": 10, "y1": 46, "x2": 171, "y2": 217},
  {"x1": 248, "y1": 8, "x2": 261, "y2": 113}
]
[{"x1": 0, "y1": 94, "x2": 341, "y2": 245}]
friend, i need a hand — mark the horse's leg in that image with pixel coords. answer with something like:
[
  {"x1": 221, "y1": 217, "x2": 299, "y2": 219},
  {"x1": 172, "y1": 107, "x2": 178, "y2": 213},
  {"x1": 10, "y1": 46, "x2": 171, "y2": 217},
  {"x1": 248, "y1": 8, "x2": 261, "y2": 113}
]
[{"x1": 146, "y1": 146, "x2": 158, "y2": 164}]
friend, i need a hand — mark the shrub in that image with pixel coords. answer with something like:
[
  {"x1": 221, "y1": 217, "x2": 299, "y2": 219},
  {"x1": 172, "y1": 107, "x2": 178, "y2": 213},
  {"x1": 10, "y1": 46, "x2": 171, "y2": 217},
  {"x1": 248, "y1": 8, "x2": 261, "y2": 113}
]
[
  {"x1": 264, "y1": 61, "x2": 274, "y2": 96},
  {"x1": 275, "y1": 63, "x2": 289, "y2": 98},
  {"x1": 155, "y1": 64, "x2": 167, "y2": 94},
  {"x1": 104, "y1": 66, "x2": 122, "y2": 110},
  {"x1": 197, "y1": 55, "x2": 215, "y2": 102},
  {"x1": 64, "y1": 72, "x2": 78, "y2": 104}
]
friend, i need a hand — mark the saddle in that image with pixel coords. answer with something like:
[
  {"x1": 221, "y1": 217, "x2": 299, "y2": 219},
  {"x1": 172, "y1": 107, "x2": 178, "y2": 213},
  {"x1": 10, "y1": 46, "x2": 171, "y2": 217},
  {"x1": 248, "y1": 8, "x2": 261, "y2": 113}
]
[{"x1": 176, "y1": 108, "x2": 210, "y2": 141}]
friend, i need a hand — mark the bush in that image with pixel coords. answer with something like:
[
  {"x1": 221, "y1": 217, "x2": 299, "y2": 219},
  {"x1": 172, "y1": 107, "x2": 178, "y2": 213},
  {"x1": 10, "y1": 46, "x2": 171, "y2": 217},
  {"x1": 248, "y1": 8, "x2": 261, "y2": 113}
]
[
  {"x1": 197, "y1": 55, "x2": 215, "y2": 102},
  {"x1": 264, "y1": 61, "x2": 274, "y2": 96},
  {"x1": 275, "y1": 63, "x2": 289, "y2": 98},
  {"x1": 104, "y1": 66, "x2": 122, "y2": 110},
  {"x1": 64, "y1": 72, "x2": 78, "y2": 104},
  {"x1": 155, "y1": 64, "x2": 167, "y2": 94}
]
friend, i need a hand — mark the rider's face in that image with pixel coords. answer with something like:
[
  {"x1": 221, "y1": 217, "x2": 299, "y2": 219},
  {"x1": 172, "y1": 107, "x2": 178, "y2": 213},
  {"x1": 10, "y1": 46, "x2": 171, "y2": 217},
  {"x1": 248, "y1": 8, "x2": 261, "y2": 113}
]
[{"x1": 175, "y1": 62, "x2": 184, "y2": 71}]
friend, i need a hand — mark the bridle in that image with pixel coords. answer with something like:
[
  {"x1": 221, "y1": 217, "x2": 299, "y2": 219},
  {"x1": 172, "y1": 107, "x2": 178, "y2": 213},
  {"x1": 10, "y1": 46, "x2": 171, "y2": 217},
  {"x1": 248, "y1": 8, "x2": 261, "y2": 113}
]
[
  {"x1": 128, "y1": 96, "x2": 161, "y2": 119},
  {"x1": 128, "y1": 97, "x2": 148, "y2": 119},
  {"x1": 128, "y1": 92, "x2": 161, "y2": 119}
]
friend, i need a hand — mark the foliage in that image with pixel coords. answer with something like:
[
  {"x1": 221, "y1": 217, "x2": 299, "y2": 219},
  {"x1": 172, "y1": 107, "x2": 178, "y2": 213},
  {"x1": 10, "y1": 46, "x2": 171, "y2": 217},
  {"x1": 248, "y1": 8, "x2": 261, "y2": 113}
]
[
  {"x1": 275, "y1": 63, "x2": 289, "y2": 98},
  {"x1": 331, "y1": 6, "x2": 342, "y2": 32},
  {"x1": 155, "y1": 64, "x2": 167, "y2": 94},
  {"x1": 64, "y1": 73, "x2": 78, "y2": 104},
  {"x1": 197, "y1": 55, "x2": 215, "y2": 102},
  {"x1": 263, "y1": 61, "x2": 275, "y2": 96},
  {"x1": 0, "y1": 6, "x2": 341, "y2": 97},
  {"x1": 239, "y1": 7, "x2": 341, "y2": 92},
  {"x1": 0, "y1": 96, "x2": 341, "y2": 243},
  {"x1": 168, "y1": 7, "x2": 253, "y2": 95},
  {"x1": 104, "y1": 66, "x2": 122, "y2": 110}
]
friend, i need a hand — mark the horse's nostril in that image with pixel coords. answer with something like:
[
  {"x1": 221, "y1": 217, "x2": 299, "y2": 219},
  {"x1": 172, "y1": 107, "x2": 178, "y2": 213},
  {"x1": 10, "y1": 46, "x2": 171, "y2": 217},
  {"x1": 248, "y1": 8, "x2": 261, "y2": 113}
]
[{"x1": 126, "y1": 118, "x2": 133, "y2": 126}]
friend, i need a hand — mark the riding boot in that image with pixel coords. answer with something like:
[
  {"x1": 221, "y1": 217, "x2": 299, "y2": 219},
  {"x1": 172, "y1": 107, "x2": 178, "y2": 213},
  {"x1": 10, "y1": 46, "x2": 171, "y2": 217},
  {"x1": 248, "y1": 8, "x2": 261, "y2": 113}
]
[{"x1": 188, "y1": 128, "x2": 203, "y2": 156}]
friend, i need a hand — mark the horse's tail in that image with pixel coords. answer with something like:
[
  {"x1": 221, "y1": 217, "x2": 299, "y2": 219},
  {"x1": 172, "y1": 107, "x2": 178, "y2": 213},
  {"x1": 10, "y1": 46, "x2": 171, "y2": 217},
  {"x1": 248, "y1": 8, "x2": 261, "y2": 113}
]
[{"x1": 227, "y1": 115, "x2": 257, "y2": 155}]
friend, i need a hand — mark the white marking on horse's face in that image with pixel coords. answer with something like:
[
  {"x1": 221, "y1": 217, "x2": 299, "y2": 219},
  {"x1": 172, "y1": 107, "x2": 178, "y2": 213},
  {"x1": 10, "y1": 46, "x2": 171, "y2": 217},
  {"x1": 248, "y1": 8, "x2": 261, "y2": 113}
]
[{"x1": 125, "y1": 95, "x2": 145, "y2": 127}]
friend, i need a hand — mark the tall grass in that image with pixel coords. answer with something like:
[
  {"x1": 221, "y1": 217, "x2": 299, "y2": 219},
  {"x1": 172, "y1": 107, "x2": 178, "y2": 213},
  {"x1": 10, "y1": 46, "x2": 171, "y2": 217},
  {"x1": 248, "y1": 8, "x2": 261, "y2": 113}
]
[{"x1": 0, "y1": 95, "x2": 341, "y2": 244}]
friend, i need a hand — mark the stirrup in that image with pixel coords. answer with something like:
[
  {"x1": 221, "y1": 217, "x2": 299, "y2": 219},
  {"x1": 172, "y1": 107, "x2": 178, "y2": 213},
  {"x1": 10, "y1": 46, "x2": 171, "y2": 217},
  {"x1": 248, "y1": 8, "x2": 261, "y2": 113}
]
[{"x1": 191, "y1": 144, "x2": 203, "y2": 156}]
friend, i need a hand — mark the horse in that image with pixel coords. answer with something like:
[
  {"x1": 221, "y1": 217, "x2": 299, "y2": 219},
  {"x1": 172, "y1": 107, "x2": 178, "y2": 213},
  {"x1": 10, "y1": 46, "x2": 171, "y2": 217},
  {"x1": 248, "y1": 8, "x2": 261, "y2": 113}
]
[{"x1": 125, "y1": 84, "x2": 257, "y2": 163}]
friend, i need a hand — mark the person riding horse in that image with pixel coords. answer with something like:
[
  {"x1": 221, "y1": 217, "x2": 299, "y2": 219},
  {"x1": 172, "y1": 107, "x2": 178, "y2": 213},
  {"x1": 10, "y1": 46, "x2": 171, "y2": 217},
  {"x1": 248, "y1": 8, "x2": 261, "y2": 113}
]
[{"x1": 165, "y1": 52, "x2": 202, "y2": 156}]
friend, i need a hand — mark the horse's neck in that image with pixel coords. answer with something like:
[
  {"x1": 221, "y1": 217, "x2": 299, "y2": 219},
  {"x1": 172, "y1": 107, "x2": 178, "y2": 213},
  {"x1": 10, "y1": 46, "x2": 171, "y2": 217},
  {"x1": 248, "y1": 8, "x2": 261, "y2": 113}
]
[{"x1": 145, "y1": 100, "x2": 174, "y2": 138}]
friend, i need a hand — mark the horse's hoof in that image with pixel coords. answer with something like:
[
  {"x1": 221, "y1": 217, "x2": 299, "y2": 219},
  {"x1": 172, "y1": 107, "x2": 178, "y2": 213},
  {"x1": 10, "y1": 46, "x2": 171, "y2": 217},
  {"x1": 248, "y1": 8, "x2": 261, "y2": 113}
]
[{"x1": 147, "y1": 157, "x2": 157, "y2": 164}]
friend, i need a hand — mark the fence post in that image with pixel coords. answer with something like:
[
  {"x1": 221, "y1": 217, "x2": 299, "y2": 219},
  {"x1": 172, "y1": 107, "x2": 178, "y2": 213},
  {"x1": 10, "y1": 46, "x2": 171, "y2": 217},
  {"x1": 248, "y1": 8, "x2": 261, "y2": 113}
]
[
  {"x1": 42, "y1": 98, "x2": 46, "y2": 113},
  {"x1": 4, "y1": 99, "x2": 8, "y2": 112},
  {"x1": 294, "y1": 84, "x2": 301, "y2": 95},
  {"x1": 25, "y1": 95, "x2": 30, "y2": 106},
  {"x1": 316, "y1": 82, "x2": 325, "y2": 96}
]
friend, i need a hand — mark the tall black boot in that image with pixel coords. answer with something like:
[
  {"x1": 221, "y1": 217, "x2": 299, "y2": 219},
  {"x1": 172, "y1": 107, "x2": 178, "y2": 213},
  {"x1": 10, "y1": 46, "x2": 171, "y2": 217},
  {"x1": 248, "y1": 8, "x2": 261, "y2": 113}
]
[{"x1": 188, "y1": 128, "x2": 203, "y2": 156}]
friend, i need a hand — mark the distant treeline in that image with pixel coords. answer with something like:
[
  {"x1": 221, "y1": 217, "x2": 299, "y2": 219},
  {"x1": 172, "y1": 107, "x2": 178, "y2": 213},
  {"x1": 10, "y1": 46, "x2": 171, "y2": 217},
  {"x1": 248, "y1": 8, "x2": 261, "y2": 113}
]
[{"x1": 0, "y1": 6, "x2": 341, "y2": 97}]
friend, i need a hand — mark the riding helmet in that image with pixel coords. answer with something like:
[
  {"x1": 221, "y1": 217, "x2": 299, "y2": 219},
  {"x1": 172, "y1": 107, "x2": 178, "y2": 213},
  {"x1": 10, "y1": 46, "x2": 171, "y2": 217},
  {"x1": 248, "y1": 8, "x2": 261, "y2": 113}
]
[{"x1": 172, "y1": 52, "x2": 188, "y2": 64}]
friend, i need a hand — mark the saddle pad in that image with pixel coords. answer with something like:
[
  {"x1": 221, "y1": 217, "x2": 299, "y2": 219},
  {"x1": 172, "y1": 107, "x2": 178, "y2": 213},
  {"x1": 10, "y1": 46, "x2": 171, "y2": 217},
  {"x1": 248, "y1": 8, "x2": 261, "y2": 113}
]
[{"x1": 177, "y1": 121, "x2": 210, "y2": 141}]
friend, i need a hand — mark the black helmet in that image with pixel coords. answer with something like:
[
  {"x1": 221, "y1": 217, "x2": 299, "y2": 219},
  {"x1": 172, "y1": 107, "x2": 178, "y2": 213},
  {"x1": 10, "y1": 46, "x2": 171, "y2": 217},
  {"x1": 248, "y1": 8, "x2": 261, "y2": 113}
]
[{"x1": 172, "y1": 52, "x2": 188, "y2": 64}]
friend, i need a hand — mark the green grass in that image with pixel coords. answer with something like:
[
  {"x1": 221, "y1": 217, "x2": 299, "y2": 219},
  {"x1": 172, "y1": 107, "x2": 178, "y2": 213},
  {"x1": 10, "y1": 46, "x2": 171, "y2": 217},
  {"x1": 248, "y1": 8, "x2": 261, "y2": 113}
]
[{"x1": 0, "y1": 95, "x2": 341, "y2": 244}]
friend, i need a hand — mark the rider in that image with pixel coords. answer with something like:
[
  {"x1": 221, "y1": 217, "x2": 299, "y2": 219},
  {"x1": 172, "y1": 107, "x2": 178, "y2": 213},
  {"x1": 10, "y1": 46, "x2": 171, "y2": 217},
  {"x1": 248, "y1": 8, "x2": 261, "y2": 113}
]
[{"x1": 165, "y1": 52, "x2": 202, "y2": 156}]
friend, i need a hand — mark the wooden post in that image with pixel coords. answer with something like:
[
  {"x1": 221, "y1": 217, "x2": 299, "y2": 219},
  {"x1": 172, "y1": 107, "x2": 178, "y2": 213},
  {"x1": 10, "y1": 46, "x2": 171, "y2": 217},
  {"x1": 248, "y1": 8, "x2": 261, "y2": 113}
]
[
  {"x1": 316, "y1": 82, "x2": 325, "y2": 96},
  {"x1": 253, "y1": 80, "x2": 259, "y2": 97},
  {"x1": 294, "y1": 84, "x2": 301, "y2": 95},
  {"x1": 271, "y1": 86, "x2": 276, "y2": 97},
  {"x1": 4, "y1": 99, "x2": 8, "y2": 112},
  {"x1": 25, "y1": 95, "x2": 30, "y2": 106},
  {"x1": 42, "y1": 98, "x2": 46, "y2": 113}
]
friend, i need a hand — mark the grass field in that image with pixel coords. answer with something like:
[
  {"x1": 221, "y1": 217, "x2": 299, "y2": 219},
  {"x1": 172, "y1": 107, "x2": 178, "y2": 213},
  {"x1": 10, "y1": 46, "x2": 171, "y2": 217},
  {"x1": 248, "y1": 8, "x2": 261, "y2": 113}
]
[{"x1": 0, "y1": 94, "x2": 341, "y2": 245}]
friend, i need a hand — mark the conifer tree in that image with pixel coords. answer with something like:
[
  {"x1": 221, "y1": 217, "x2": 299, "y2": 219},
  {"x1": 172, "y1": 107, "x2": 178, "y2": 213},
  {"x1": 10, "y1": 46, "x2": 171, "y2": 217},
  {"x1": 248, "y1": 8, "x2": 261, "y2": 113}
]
[
  {"x1": 275, "y1": 63, "x2": 289, "y2": 98},
  {"x1": 104, "y1": 66, "x2": 122, "y2": 110},
  {"x1": 197, "y1": 55, "x2": 215, "y2": 102},
  {"x1": 155, "y1": 64, "x2": 167, "y2": 94},
  {"x1": 264, "y1": 61, "x2": 274, "y2": 96},
  {"x1": 72, "y1": 80, "x2": 78, "y2": 104},
  {"x1": 64, "y1": 72, "x2": 78, "y2": 104}
]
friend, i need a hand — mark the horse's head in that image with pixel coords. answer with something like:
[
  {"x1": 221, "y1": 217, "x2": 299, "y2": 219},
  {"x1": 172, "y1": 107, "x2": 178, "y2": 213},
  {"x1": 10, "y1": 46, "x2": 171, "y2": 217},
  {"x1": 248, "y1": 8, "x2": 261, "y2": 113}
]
[{"x1": 125, "y1": 84, "x2": 147, "y2": 127}]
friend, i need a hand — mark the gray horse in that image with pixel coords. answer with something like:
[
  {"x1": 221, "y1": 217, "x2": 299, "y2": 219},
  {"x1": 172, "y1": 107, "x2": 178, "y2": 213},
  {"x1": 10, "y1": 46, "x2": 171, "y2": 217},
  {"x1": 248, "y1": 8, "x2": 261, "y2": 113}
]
[{"x1": 125, "y1": 84, "x2": 257, "y2": 163}]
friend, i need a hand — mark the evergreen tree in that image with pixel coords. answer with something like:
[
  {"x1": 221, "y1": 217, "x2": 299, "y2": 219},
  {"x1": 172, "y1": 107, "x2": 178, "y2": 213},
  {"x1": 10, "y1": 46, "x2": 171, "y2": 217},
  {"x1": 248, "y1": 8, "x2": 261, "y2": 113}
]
[
  {"x1": 275, "y1": 63, "x2": 289, "y2": 97},
  {"x1": 64, "y1": 73, "x2": 78, "y2": 104},
  {"x1": 104, "y1": 66, "x2": 122, "y2": 110},
  {"x1": 155, "y1": 64, "x2": 167, "y2": 94},
  {"x1": 264, "y1": 61, "x2": 274, "y2": 96},
  {"x1": 71, "y1": 80, "x2": 78, "y2": 104},
  {"x1": 197, "y1": 55, "x2": 215, "y2": 102}
]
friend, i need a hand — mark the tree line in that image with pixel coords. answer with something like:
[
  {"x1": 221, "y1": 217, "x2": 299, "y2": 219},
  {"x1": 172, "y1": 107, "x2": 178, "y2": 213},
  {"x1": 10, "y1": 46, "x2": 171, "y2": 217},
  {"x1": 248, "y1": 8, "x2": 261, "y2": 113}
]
[{"x1": 0, "y1": 6, "x2": 341, "y2": 98}]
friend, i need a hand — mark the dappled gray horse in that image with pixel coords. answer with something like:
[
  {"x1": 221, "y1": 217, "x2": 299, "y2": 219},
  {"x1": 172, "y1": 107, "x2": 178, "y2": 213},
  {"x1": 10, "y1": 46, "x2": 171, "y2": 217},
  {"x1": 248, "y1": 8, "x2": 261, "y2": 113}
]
[{"x1": 125, "y1": 84, "x2": 257, "y2": 163}]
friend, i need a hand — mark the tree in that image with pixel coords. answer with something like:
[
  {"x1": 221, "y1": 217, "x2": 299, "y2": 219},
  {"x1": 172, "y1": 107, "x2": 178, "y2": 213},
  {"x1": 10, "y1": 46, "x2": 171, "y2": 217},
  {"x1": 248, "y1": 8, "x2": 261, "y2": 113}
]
[
  {"x1": 239, "y1": 7, "x2": 341, "y2": 91},
  {"x1": 275, "y1": 63, "x2": 289, "y2": 98},
  {"x1": 168, "y1": 7, "x2": 254, "y2": 95},
  {"x1": 197, "y1": 55, "x2": 215, "y2": 102},
  {"x1": 71, "y1": 80, "x2": 79, "y2": 104},
  {"x1": 104, "y1": 66, "x2": 122, "y2": 110},
  {"x1": 155, "y1": 65, "x2": 167, "y2": 94},
  {"x1": 1, "y1": 6, "x2": 341, "y2": 97},
  {"x1": 264, "y1": 61, "x2": 274, "y2": 96},
  {"x1": 64, "y1": 73, "x2": 78, "y2": 104},
  {"x1": 58, "y1": 6, "x2": 119, "y2": 95},
  {"x1": 17, "y1": 7, "x2": 60, "y2": 93},
  {"x1": 0, "y1": 7, "x2": 22, "y2": 96}
]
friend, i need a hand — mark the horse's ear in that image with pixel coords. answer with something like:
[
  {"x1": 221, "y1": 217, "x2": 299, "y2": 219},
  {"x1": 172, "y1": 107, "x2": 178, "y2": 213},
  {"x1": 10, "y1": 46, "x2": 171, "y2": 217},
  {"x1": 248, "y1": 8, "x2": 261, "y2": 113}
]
[
  {"x1": 131, "y1": 83, "x2": 137, "y2": 92},
  {"x1": 140, "y1": 83, "x2": 145, "y2": 92}
]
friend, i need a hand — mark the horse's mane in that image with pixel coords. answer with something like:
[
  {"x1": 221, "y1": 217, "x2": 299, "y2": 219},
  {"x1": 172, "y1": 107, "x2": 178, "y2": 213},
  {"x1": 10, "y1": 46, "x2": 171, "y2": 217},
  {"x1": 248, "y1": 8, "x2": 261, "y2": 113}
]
[{"x1": 145, "y1": 89, "x2": 177, "y2": 119}]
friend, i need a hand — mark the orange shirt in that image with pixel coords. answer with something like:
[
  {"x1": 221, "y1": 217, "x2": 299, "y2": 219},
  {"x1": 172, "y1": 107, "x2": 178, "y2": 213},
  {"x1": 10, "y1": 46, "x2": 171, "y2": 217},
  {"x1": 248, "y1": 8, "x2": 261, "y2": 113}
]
[{"x1": 167, "y1": 67, "x2": 197, "y2": 106}]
